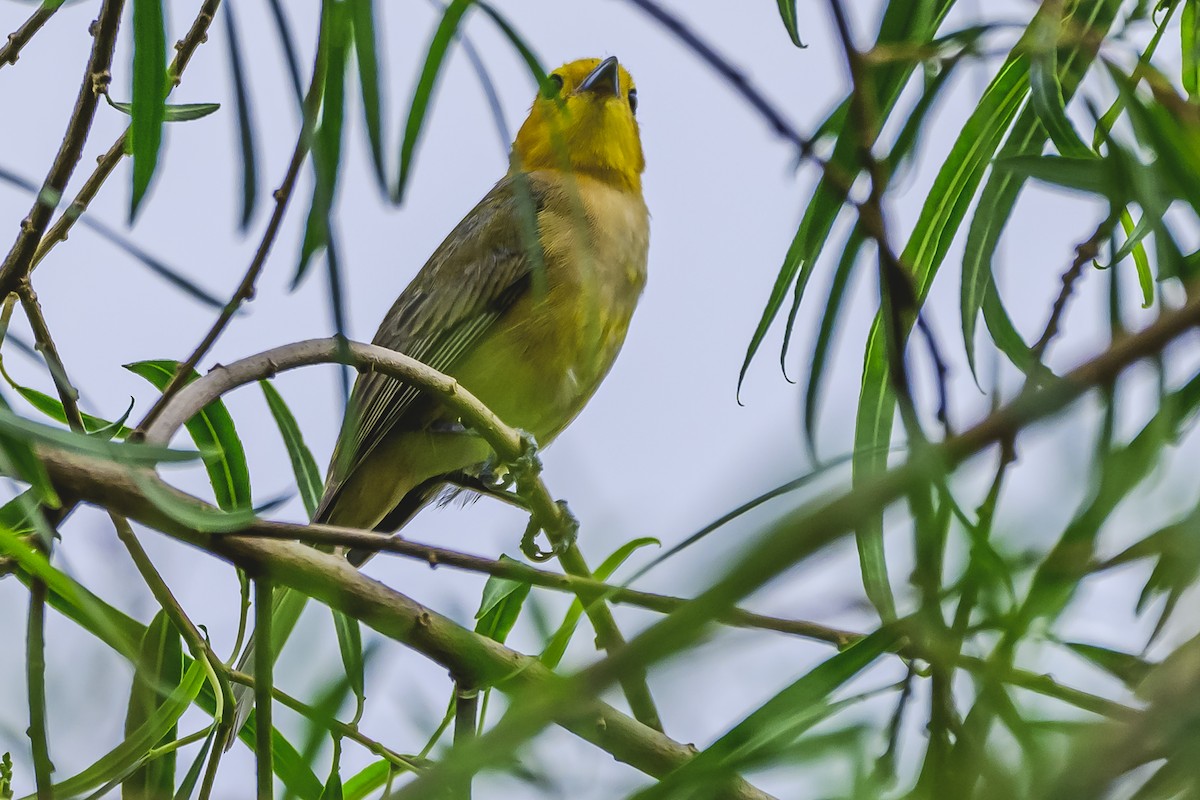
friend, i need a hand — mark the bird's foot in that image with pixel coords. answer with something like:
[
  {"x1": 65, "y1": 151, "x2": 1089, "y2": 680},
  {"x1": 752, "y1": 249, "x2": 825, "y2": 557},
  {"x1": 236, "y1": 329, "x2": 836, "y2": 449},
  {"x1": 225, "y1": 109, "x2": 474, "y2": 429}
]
[
  {"x1": 507, "y1": 430, "x2": 543, "y2": 492},
  {"x1": 520, "y1": 500, "x2": 578, "y2": 562}
]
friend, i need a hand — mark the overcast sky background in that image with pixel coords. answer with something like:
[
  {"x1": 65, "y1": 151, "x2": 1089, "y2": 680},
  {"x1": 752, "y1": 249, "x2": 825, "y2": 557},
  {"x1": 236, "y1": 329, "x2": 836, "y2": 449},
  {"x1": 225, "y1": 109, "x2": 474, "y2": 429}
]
[{"x1": 1, "y1": 1, "x2": 1196, "y2": 797}]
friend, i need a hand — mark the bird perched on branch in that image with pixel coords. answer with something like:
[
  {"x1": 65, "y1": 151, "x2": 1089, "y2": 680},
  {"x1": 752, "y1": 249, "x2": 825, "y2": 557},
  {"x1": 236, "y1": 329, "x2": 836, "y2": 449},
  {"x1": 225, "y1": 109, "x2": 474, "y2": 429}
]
[
  {"x1": 230, "y1": 55, "x2": 647, "y2": 741},
  {"x1": 320, "y1": 57, "x2": 648, "y2": 538}
]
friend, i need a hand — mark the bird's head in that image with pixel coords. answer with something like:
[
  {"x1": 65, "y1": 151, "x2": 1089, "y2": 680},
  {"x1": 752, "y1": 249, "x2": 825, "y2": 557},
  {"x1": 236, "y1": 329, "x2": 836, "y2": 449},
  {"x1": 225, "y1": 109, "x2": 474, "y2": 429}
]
[{"x1": 511, "y1": 57, "x2": 644, "y2": 193}]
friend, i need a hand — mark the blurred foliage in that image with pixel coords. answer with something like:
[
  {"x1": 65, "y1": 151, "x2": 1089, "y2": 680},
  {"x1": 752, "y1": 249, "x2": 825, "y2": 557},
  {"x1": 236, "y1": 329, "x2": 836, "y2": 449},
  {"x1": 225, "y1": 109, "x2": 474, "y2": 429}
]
[{"x1": 4, "y1": 0, "x2": 1200, "y2": 798}]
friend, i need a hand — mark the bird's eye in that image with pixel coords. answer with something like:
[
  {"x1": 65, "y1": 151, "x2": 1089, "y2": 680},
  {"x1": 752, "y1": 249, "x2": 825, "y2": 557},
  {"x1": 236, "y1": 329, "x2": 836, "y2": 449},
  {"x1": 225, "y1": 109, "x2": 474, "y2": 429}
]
[
  {"x1": 543, "y1": 73, "x2": 564, "y2": 98},
  {"x1": 628, "y1": 88, "x2": 639, "y2": 115}
]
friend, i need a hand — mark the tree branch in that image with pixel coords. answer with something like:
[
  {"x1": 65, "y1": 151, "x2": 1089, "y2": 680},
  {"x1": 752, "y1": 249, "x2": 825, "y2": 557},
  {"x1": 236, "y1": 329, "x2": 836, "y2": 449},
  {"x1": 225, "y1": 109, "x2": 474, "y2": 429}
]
[{"x1": 31, "y1": 446, "x2": 776, "y2": 800}]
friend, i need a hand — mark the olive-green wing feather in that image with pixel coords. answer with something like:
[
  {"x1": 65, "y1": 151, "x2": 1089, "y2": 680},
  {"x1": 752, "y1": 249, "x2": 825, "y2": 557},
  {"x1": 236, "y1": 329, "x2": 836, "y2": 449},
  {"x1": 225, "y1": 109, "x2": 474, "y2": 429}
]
[{"x1": 316, "y1": 174, "x2": 548, "y2": 521}]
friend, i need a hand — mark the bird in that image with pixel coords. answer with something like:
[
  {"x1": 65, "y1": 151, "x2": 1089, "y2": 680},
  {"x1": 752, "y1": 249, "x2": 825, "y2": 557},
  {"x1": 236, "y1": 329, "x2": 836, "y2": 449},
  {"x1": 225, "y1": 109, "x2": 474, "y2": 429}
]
[{"x1": 229, "y1": 55, "x2": 648, "y2": 742}]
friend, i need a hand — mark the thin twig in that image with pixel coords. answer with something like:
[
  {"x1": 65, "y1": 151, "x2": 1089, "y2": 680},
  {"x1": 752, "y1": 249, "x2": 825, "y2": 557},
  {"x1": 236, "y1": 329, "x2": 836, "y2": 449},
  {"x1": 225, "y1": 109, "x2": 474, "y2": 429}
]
[
  {"x1": 0, "y1": 0, "x2": 124, "y2": 296},
  {"x1": 1031, "y1": 217, "x2": 1114, "y2": 360},
  {"x1": 242, "y1": 517, "x2": 857, "y2": 645},
  {"x1": 619, "y1": 0, "x2": 811, "y2": 156},
  {"x1": 0, "y1": 2, "x2": 60, "y2": 70},
  {"x1": 27, "y1": 577, "x2": 52, "y2": 800},
  {"x1": 254, "y1": 578, "x2": 274, "y2": 800}
]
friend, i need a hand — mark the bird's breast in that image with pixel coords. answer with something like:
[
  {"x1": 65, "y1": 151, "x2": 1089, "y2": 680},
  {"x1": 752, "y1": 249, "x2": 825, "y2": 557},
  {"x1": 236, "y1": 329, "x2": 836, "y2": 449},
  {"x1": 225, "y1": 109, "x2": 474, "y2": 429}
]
[{"x1": 458, "y1": 176, "x2": 648, "y2": 442}]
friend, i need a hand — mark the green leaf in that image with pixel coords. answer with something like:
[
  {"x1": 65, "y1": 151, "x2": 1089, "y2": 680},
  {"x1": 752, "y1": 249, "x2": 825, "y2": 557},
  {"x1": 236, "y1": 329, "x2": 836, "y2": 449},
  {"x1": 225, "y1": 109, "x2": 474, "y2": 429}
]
[
  {"x1": 804, "y1": 226, "x2": 864, "y2": 456},
  {"x1": 125, "y1": 360, "x2": 251, "y2": 511},
  {"x1": 1119, "y1": 208, "x2": 1154, "y2": 308},
  {"x1": 108, "y1": 97, "x2": 220, "y2": 122},
  {"x1": 1027, "y1": 8, "x2": 1092, "y2": 158},
  {"x1": 172, "y1": 729, "x2": 215, "y2": 800},
  {"x1": 1184, "y1": 0, "x2": 1200, "y2": 98},
  {"x1": 122, "y1": 611, "x2": 183, "y2": 800},
  {"x1": 475, "y1": 555, "x2": 532, "y2": 645},
  {"x1": 774, "y1": 0, "x2": 806, "y2": 47},
  {"x1": 342, "y1": 761, "x2": 394, "y2": 800},
  {"x1": 29, "y1": 662, "x2": 205, "y2": 799},
  {"x1": 134, "y1": 473, "x2": 258, "y2": 533},
  {"x1": 393, "y1": 0, "x2": 472, "y2": 203},
  {"x1": 0, "y1": 359, "x2": 131, "y2": 437},
  {"x1": 265, "y1": 0, "x2": 306, "y2": 110},
  {"x1": 332, "y1": 610, "x2": 365, "y2": 719},
  {"x1": 738, "y1": 0, "x2": 956, "y2": 398},
  {"x1": 540, "y1": 538, "x2": 658, "y2": 668},
  {"x1": 6, "y1": 548, "x2": 322, "y2": 799},
  {"x1": 296, "y1": 0, "x2": 351, "y2": 285},
  {"x1": 630, "y1": 629, "x2": 897, "y2": 799},
  {"x1": 260, "y1": 381, "x2": 322, "y2": 519},
  {"x1": 1063, "y1": 641, "x2": 1153, "y2": 689},
  {"x1": 350, "y1": 0, "x2": 387, "y2": 193},
  {"x1": 129, "y1": 0, "x2": 167, "y2": 221},
  {"x1": 222, "y1": 2, "x2": 258, "y2": 230},
  {"x1": 961, "y1": 0, "x2": 1120, "y2": 383},
  {"x1": 993, "y1": 154, "x2": 1118, "y2": 196}
]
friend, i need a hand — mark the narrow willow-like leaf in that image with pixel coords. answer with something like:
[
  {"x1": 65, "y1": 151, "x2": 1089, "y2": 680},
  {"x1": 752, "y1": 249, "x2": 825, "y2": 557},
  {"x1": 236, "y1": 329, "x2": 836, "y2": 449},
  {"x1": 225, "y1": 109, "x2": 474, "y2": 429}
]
[
  {"x1": 774, "y1": 0, "x2": 806, "y2": 46},
  {"x1": 1017, "y1": 368, "x2": 1200, "y2": 634},
  {"x1": 350, "y1": 0, "x2": 387, "y2": 192},
  {"x1": 1028, "y1": 8, "x2": 1092, "y2": 158},
  {"x1": 223, "y1": 2, "x2": 259, "y2": 230},
  {"x1": 0, "y1": 358, "x2": 131, "y2": 437},
  {"x1": 961, "y1": 0, "x2": 1120, "y2": 381},
  {"x1": 1063, "y1": 641, "x2": 1153, "y2": 689},
  {"x1": 859, "y1": 1, "x2": 1121, "y2": 619},
  {"x1": 804, "y1": 226, "x2": 865, "y2": 457},
  {"x1": 172, "y1": 729, "x2": 215, "y2": 800},
  {"x1": 394, "y1": 0, "x2": 472, "y2": 203},
  {"x1": 259, "y1": 380, "x2": 322, "y2": 518},
  {"x1": 541, "y1": 538, "x2": 659, "y2": 669},
  {"x1": 855, "y1": 55, "x2": 1030, "y2": 619},
  {"x1": 473, "y1": 2, "x2": 548, "y2": 89},
  {"x1": 13, "y1": 557, "x2": 322, "y2": 800},
  {"x1": 129, "y1": 0, "x2": 167, "y2": 221},
  {"x1": 1184, "y1": 0, "x2": 1199, "y2": 98},
  {"x1": 1119, "y1": 208, "x2": 1154, "y2": 308},
  {"x1": 737, "y1": 0, "x2": 956, "y2": 398},
  {"x1": 1093, "y1": 0, "x2": 1176, "y2": 149},
  {"x1": 122, "y1": 611, "x2": 183, "y2": 800},
  {"x1": 332, "y1": 610, "x2": 366, "y2": 719},
  {"x1": 126, "y1": 360, "x2": 251, "y2": 510},
  {"x1": 33, "y1": 662, "x2": 205, "y2": 799},
  {"x1": 342, "y1": 761, "x2": 394, "y2": 800},
  {"x1": 108, "y1": 98, "x2": 221, "y2": 122},
  {"x1": 266, "y1": 0, "x2": 306, "y2": 110},
  {"x1": 630, "y1": 628, "x2": 897, "y2": 800},
  {"x1": 296, "y1": 0, "x2": 350, "y2": 286},
  {"x1": 475, "y1": 555, "x2": 533, "y2": 645}
]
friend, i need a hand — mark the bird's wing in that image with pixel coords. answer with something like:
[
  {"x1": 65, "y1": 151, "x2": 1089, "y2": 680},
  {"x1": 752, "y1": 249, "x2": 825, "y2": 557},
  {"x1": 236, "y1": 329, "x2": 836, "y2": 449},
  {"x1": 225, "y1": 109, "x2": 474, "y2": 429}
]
[{"x1": 319, "y1": 174, "x2": 550, "y2": 515}]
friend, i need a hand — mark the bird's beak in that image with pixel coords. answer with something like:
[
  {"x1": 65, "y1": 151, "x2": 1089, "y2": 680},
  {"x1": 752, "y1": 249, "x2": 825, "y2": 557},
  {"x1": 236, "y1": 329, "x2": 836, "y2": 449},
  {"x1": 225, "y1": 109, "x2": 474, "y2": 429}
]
[{"x1": 578, "y1": 56, "x2": 621, "y2": 98}]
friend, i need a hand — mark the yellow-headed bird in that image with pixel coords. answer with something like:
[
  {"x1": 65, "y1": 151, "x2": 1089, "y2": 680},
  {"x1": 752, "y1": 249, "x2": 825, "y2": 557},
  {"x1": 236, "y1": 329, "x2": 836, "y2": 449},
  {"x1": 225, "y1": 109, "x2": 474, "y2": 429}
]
[
  {"x1": 231, "y1": 56, "x2": 646, "y2": 740},
  {"x1": 320, "y1": 56, "x2": 647, "y2": 536}
]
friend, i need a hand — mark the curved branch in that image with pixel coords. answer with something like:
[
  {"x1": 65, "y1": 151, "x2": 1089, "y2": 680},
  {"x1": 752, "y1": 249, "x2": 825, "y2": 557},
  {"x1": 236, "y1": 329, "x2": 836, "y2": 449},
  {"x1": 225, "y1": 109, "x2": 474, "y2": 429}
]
[
  {"x1": 141, "y1": 338, "x2": 520, "y2": 456},
  {"x1": 140, "y1": 336, "x2": 665, "y2": 730}
]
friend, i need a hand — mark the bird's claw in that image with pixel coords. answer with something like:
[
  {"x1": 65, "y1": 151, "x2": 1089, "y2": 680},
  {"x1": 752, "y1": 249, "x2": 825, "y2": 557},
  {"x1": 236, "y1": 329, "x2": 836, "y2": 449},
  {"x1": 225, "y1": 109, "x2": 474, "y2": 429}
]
[
  {"x1": 520, "y1": 500, "x2": 578, "y2": 562},
  {"x1": 508, "y1": 430, "x2": 543, "y2": 491}
]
